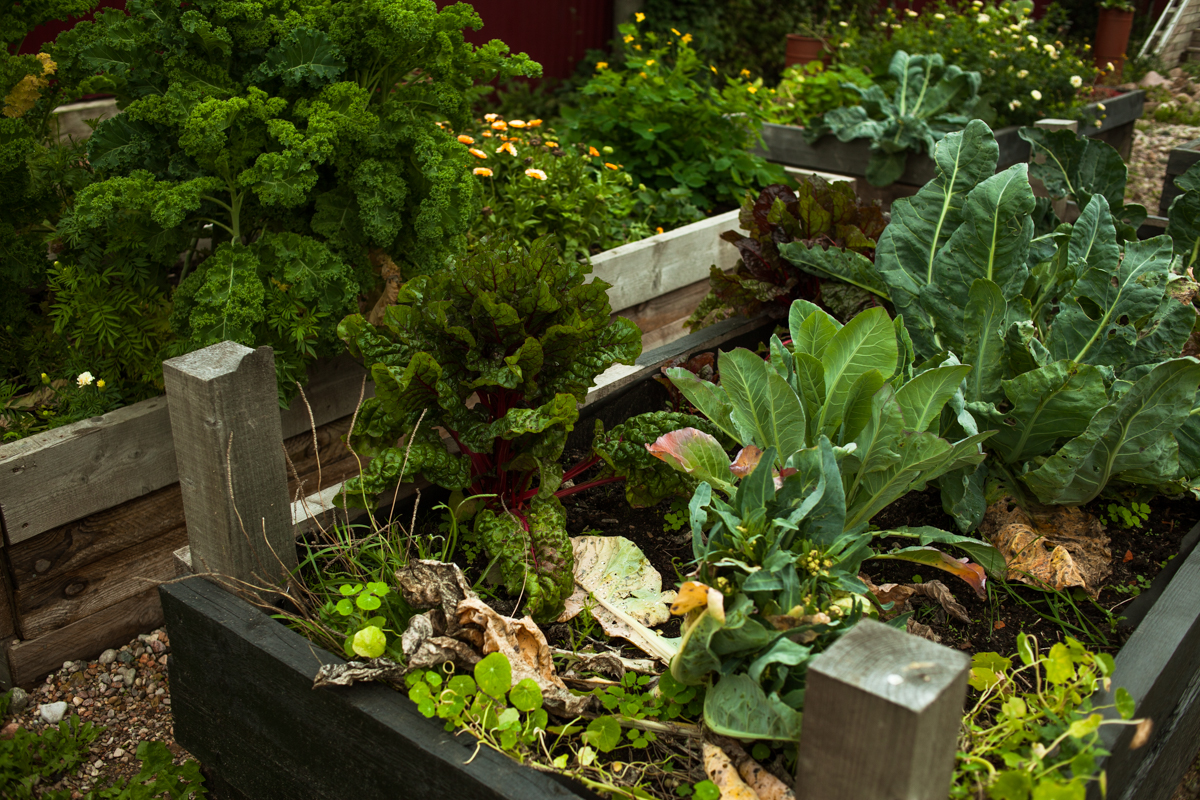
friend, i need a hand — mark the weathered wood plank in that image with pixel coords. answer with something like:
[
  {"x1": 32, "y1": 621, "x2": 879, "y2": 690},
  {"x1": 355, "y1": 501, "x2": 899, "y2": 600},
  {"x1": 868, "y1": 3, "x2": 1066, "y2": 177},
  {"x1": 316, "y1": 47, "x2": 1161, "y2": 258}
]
[
  {"x1": 1160, "y1": 138, "x2": 1200, "y2": 216},
  {"x1": 795, "y1": 618, "x2": 970, "y2": 800},
  {"x1": 15, "y1": 526, "x2": 187, "y2": 640},
  {"x1": 6, "y1": 587, "x2": 163, "y2": 688},
  {"x1": 0, "y1": 636, "x2": 15, "y2": 689},
  {"x1": 1089, "y1": 520, "x2": 1200, "y2": 800},
  {"x1": 279, "y1": 356, "x2": 371, "y2": 440},
  {"x1": 615, "y1": 277, "x2": 712, "y2": 341},
  {"x1": 164, "y1": 343, "x2": 296, "y2": 589},
  {"x1": 161, "y1": 577, "x2": 588, "y2": 800},
  {"x1": 0, "y1": 397, "x2": 177, "y2": 547},
  {"x1": 0, "y1": 547, "x2": 16, "y2": 640},
  {"x1": 593, "y1": 209, "x2": 740, "y2": 315}
]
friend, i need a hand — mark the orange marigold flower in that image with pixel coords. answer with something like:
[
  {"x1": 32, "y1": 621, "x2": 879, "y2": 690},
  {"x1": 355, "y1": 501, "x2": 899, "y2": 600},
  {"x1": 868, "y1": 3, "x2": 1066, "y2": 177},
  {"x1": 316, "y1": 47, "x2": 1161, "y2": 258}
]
[
  {"x1": 639, "y1": 71, "x2": 648, "y2": 78},
  {"x1": 457, "y1": 134, "x2": 475, "y2": 144},
  {"x1": 491, "y1": 120, "x2": 507, "y2": 130},
  {"x1": 482, "y1": 131, "x2": 493, "y2": 137},
  {"x1": 469, "y1": 148, "x2": 487, "y2": 159},
  {"x1": 525, "y1": 168, "x2": 548, "y2": 180},
  {"x1": 509, "y1": 119, "x2": 527, "y2": 128},
  {"x1": 604, "y1": 162, "x2": 619, "y2": 170},
  {"x1": 656, "y1": 226, "x2": 664, "y2": 234},
  {"x1": 484, "y1": 113, "x2": 499, "y2": 121},
  {"x1": 589, "y1": 146, "x2": 600, "y2": 157},
  {"x1": 682, "y1": 33, "x2": 693, "y2": 43},
  {"x1": 473, "y1": 167, "x2": 493, "y2": 177},
  {"x1": 635, "y1": 11, "x2": 645, "y2": 21},
  {"x1": 545, "y1": 141, "x2": 559, "y2": 148},
  {"x1": 496, "y1": 141, "x2": 517, "y2": 155},
  {"x1": 529, "y1": 119, "x2": 543, "y2": 127}
]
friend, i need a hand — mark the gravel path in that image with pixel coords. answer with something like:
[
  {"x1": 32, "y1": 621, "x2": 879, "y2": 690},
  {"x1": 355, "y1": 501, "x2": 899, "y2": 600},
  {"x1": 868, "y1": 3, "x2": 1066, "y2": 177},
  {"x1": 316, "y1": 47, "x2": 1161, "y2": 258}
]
[
  {"x1": 1126, "y1": 120, "x2": 1200, "y2": 215},
  {"x1": 2, "y1": 628, "x2": 196, "y2": 798}
]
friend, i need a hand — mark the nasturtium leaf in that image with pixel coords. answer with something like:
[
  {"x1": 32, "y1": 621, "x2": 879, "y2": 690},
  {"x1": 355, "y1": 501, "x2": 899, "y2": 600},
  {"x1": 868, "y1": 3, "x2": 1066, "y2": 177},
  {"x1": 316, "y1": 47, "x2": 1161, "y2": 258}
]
[
  {"x1": 584, "y1": 716, "x2": 623, "y2": 753},
  {"x1": 474, "y1": 652, "x2": 512, "y2": 699},
  {"x1": 1115, "y1": 687, "x2": 1136, "y2": 720},
  {"x1": 1045, "y1": 643, "x2": 1074, "y2": 684},
  {"x1": 1066, "y1": 713, "x2": 1102, "y2": 739},
  {"x1": 351, "y1": 626, "x2": 386, "y2": 658},
  {"x1": 448, "y1": 675, "x2": 476, "y2": 699},
  {"x1": 507, "y1": 679, "x2": 542, "y2": 713},
  {"x1": 355, "y1": 593, "x2": 381, "y2": 611}
]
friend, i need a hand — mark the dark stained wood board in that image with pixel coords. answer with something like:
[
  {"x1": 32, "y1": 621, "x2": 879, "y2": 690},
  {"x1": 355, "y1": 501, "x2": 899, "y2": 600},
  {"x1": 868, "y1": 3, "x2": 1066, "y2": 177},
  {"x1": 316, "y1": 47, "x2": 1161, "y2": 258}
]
[
  {"x1": 0, "y1": 547, "x2": 16, "y2": 640},
  {"x1": 161, "y1": 577, "x2": 592, "y2": 800},
  {"x1": 6, "y1": 587, "x2": 165, "y2": 687},
  {"x1": 1159, "y1": 138, "x2": 1200, "y2": 216}
]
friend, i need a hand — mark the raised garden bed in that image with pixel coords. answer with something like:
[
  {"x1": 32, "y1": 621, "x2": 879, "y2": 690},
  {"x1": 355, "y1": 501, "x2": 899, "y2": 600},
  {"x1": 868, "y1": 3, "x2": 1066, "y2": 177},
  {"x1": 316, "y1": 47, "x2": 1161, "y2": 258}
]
[
  {"x1": 158, "y1": 328, "x2": 1200, "y2": 799},
  {"x1": 0, "y1": 212, "x2": 741, "y2": 689},
  {"x1": 1158, "y1": 137, "x2": 1200, "y2": 216},
  {"x1": 754, "y1": 91, "x2": 1145, "y2": 204}
]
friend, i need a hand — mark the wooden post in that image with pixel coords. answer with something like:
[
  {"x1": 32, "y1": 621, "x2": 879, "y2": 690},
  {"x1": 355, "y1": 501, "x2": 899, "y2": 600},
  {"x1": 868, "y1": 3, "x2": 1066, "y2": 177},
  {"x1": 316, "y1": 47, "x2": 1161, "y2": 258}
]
[
  {"x1": 795, "y1": 618, "x2": 970, "y2": 800},
  {"x1": 163, "y1": 342, "x2": 296, "y2": 589}
]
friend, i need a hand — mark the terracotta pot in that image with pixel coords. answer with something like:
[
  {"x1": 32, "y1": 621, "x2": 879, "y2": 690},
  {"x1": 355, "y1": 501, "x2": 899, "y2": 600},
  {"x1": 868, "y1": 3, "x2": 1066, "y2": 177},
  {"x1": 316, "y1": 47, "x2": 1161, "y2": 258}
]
[
  {"x1": 1094, "y1": 8, "x2": 1134, "y2": 77},
  {"x1": 785, "y1": 34, "x2": 825, "y2": 68}
]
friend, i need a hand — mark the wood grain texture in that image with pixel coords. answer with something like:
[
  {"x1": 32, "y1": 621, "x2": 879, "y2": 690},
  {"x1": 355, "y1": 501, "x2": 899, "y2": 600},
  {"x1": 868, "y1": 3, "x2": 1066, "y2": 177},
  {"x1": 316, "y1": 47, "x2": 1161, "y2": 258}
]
[
  {"x1": 0, "y1": 547, "x2": 16, "y2": 640},
  {"x1": 6, "y1": 587, "x2": 163, "y2": 688},
  {"x1": 161, "y1": 577, "x2": 589, "y2": 800},
  {"x1": 278, "y1": 356, "x2": 371, "y2": 440},
  {"x1": 0, "y1": 636, "x2": 16, "y2": 690},
  {"x1": 14, "y1": 526, "x2": 186, "y2": 640},
  {"x1": 616, "y1": 278, "x2": 712, "y2": 340},
  {"x1": 164, "y1": 343, "x2": 296, "y2": 588},
  {"x1": 592, "y1": 209, "x2": 740, "y2": 315},
  {"x1": 0, "y1": 396, "x2": 176, "y2": 546},
  {"x1": 795, "y1": 619, "x2": 969, "y2": 800},
  {"x1": 1088, "y1": 521, "x2": 1200, "y2": 800}
]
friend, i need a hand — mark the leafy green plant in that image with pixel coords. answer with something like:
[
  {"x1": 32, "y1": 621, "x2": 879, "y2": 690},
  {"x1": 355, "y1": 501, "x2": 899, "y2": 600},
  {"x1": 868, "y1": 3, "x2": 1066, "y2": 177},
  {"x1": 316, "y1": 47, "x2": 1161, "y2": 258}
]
[
  {"x1": 48, "y1": 0, "x2": 539, "y2": 402},
  {"x1": 330, "y1": 581, "x2": 394, "y2": 660},
  {"x1": 563, "y1": 20, "x2": 786, "y2": 212},
  {"x1": 338, "y1": 238, "x2": 709, "y2": 621},
  {"x1": 1103, "y1": 501, "x2": 1151, "y2": 529},
  {"x1": 453, "y1": 114, "x2": 700, "y2": 260},
  {"x1": 794, "y1": 121, "x2": 1200, "y2": 512},
  {"x1": 952, "y1": 634, "x2": 1143, "y2": 799},
  {"x1": 1165, "y1": 163, "x2": 1200, "y2": 272},
  {"x1": 807, "y1": 51, "x2": 984, "y2": 187},
  {"x1": 840, "y1": 0, "x2": 1094, "y2": 128},
  {"x1": 686, "y1": 179, "x2": 886, "y2": 332},
  {"x1": 765, "y1": 61, "x2": 873, "y2": 128}
]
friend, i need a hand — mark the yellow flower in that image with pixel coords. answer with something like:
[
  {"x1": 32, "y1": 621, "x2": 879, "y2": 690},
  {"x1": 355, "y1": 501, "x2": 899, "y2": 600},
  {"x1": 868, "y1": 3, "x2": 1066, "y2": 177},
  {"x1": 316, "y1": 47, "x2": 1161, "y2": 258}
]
[
  {"x1": 96, "y1": 379, "x2": 106, "y2": 390},
  {"x1": 457, "y1": 134, "x2": 475, "y2": 144},
  {"x1": 934, "y1": 12, "x2": 946, "y2": 18},
  {"x1": 604, "y1": 162, "x2": 619, "y2": 170},
  {"x1": 1097, "y1": 102, "x2": 1106, "y2": 111},
  {"x1": 710, "y1": 65, "x2": 718, "y2": 73},
  {"x1": 469, "y1": 148, "x2": 487, "y2": 159},
  {"x1": 671, "y1": 27, "x2": 681, "y2": 36},
  {"x1": 1106, "y1": 61, "x2": 1114, "y2": 71},
  {"x1": 905, "y1": 8, "x2": 918, "y2": 16},
  {"x1": 545, "y1": 141, "x2": 559, "y2": 148},
  {"x1": 655, "y1": 227, "x2": 664, "y2": 234},
  {"x1": 526, "y1": 168, "x2": 548, "y2": 180},
  {"x1": 682, "y1": 33, "x2": 692, "y2": 43},
  {"x1": 491, "y1": 120, "x2": 507, "y2": 130},
  {"x1": 589, "y1": 146, "x2": 600, "y2": 157},
  {"x1": 484, "y1": 113, "x2": 499, "y2": 121},
  {"x1": 634, "y1": 44, "x2": 641, "y2": 50},
  {"x1": 509, "y1": 119, "x2": 527, "y2": 128},
  {"x1": 624, "y1": 34, "x2": 634, "y2": 43},
  {"x1": 635, "y1": 11, "x2": 645, "y2": 21},
  {"x1": 839, "y1": 20, "x2": 849, "y2": 26},
  {"x1": 40, "y1": 372, "x2": 49, "y2": 384},
  {"x1": 639, "y1": 71, "x2": 648, "y2": 78},
  {"x1": 529, "y1": 119, "x2": 543, "y2": 127},
  {"x1": 473, "y1": 167, "x2": 493, "y2": 177},
  {"x1": 1030, "y1": 89, "x2": 1042, "y2": 101},
  {"x1": 740, "y1": 68, "x2": 751, "y2": 78},
  {"x1": 497, "y1": 141, "x2": 517, "y2": 155},
  {"x1": 596, "y1": 61, "x2": 608, "y2": 70},
  {"x1": 646, "y1": 59, "x2": 656, "y2": 66},
  {"x1": 747, "y1": 85, "x2": 758, "y2": 93}
]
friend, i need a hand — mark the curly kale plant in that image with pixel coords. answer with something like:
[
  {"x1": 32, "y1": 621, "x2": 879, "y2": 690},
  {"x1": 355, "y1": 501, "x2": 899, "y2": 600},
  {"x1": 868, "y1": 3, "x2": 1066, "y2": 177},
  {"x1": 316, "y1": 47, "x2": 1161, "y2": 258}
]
[
  {"x1": 339, "y1": 239, "x2": 709, "y2": 622},
  {"x1": 797, "y1": 121, "x2": 1200, "y2": 512},
  {"x1": 807, "y1": 51, "x2": 983, "y2": 187},
  {"x1": 50, "y1": 0, "x2": 538, "y2": 399},
  {"x1": 686, "y1": 179, "x2": 886, "y2": 332}
]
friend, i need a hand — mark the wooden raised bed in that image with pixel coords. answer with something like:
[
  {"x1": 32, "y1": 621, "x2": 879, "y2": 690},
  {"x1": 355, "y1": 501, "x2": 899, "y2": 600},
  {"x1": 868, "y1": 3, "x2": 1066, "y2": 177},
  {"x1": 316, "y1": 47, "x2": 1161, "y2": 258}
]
[
  {"x1": 0, "y1": 212, "x2": 741, "y2": 689},
  {"x1": 1158, "y1": 137, "x2": 1200, "y2": 216},
  {"x1": 755, "y1": 91, "x2": 1145, "y2": 206},
  {"x1": 159, "y1": 328, "x2": 1200, "y2": 800}
]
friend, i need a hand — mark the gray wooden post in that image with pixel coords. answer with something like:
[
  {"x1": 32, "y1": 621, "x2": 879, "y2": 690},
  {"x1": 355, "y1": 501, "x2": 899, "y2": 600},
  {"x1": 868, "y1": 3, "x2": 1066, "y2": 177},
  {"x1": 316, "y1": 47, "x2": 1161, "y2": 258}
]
[
  {"x1": 795, "y1": 618, "x2": 970, "y2": 800},
  {"x1": 163, "y1": 342, "x2": 296, "y2": 589}
]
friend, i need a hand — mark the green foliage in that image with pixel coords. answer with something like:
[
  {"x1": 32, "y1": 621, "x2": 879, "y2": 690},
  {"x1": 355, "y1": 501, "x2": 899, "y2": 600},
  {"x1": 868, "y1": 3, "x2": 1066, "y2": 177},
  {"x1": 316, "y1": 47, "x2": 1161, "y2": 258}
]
[
  {"x1": 807, "y1": 51, "x2": 983, "y2": 187},
  {"x1": 331, "y1": 581, "x2": 394, "y2": 660},
  {"x1": 563, "y1": 21, "x2": 786, "y2": 212},
  {"x1": 687, "y1": 179, "x2": 887, "y2": 332},
  {"x1": 49, "y1": 0, "x2": 539, "y2": 403},
  {"x1": 795, "y1": 121, "x2": 1200, "y2": 511},
  {"x1": 1103, "y1": 501, "x2": 1151, "y2": 529},
  {"x1": 765, "y1": 61, "x2": 873, "y2": 128},
  {"x1": 1, "y1": 372, "x2": 122, "y2": 442},
  {"x1": 840, "y1": 0, "x2": 1093, "y2": 128},
  {"x1": 952, "y1": 634, "x2": 1140, "y2": 800},
  {"x1": 1166, "y1": 163, "x2": 1200, "y2": 273},
  {"x1": 453, "y1": 114, "x2": 701, "y2": 260},
  {"x1": 338, "y1": 238, "x2": 699, "y2": 621}
]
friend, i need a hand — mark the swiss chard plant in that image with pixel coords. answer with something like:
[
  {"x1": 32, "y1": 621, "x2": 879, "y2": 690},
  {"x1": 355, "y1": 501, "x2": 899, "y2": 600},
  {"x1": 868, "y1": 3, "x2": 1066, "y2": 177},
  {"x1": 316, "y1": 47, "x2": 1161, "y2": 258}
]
[
  {"x1": 806, "y1": 51, "x2": 983, "y2": 187},
  {"x1": 47, "y1": 0, "x2": 538, "y2": 400},
  {"x1": 795, "y1": 120, "x2": 1200, "y2": 512},
  {"x1": 338, "y1": 238, "x2": 712, "y2": 622},
  {"x1": 686, "y1": 180, "x2": 887, "y2": 332}
]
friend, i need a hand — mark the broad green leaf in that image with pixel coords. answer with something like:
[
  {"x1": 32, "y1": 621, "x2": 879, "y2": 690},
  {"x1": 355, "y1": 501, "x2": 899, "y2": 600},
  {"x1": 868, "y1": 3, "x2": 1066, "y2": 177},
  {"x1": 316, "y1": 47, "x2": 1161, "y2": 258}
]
[
  {"x1": 645, "y1": 428, "x2": 736, "y2": 494},
  {"x1": 962, "y1": 279, "x2": 1007, "y2": 403},
  {"x1": 351, "y1": 626, "x2": 386, "y2": 658},
  {"x1": 1019, "y1": 127, "x2": 1128, "y2": 217},
  {"x1": 780, "y1": 243, "x2": 890, "y2": 299},
  {"x1": 1166, "y1": 163, "x2": 1200, "y2": 270},
  {"x1": 895, "y1": 364, "x2": 972, "y2": 432},
  {"x1": 839, "y1": 369, "x2": 886, "y2": 444},
  {"x1": 794, "y1": 353, "x2": 827, "y2": 443},
  {"x1": 1024, "y1": 359, "x2": 1200, "y2": 504},
  {"x1": 720, "y1": 349, "x2": 807, "y2": 465},
  {"x1": 790, "y1": 301, "x2": 842, "y2": 362},
  {"x1": 702, "y1": 673, "x2": 803, "y2": 741},
  {"x1": 818, "y1": 306, "x2": 898, "y2": 434},
  {"x1": 981, "y1": 362, "x2": 1108, "y2": 465},
  {"x1": 474, "y1": 652, "x2": 512, "y2": 698},
  {"x1": 667, "y1": 367, "x2": 739, "y2": 442}
]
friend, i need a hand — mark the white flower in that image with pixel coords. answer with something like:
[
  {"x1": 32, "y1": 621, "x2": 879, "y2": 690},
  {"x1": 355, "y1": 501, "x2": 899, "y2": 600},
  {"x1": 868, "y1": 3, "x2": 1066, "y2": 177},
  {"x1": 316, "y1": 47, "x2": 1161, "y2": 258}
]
[
  {"x1": 1009, "y1": 99, "x2": 1022, "y2": 110},
  {"x1": 977, "y1": 13, "x2": 990, "y2": 23},
  {"x1": 1106, "y1": 61, "x2": 1115, "y2": 71},
  {"x1": 838, "y1": 20, "x2": 849, "y2": 26},
  {"x1": 1097, "y1": 102, "x2": 1106, "y2": 111},
  {"x1": 1070, "y1": 75, "x2": 1082, "y2": 88},
  {"x1": 839, "y1": 41, "x2": 850, "y2": 47},
  {"x1": 1028, "y1": 35, "x2": 1038, "y2": 44},
  {"x1": 76, "y1": 371, "x2": 94, "y2": 388},
  {"x1": 1018, "y1": 69, "x2": 1029, "y2": 78},
  {"x1": 935, "y1": 12, "x2": 946, "y2": 18},
  {"x1": 1094, "y1": 119, "x2": 1103, "y2": 127},
  {"x1": 1030, "y1": 89, "x2": 1042, "y2": 101},
  {"x1": 905, "y1": 8, "x2": 917, "y2": 15},
  {"x1": 989, "y1": 50, "x2": 999, "y2": 58}
]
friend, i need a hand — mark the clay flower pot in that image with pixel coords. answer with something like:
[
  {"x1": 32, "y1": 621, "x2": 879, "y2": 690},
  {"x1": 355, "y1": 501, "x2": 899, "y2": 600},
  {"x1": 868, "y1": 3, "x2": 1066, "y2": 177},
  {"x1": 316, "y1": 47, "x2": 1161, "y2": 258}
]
[
  {"x1": 785, "y1": 34, "x2": 826, "y2": 68},
  {"x1": 1094, "y1": 7, "x2": 1134, "y2": 77}
]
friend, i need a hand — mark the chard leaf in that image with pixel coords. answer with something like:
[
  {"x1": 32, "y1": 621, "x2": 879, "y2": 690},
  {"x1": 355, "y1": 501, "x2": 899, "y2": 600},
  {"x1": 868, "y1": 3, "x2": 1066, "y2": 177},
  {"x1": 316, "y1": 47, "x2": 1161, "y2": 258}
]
[
  {"x1": 980, "y1": 361, "x2": 1107, "y2": 465},
  {"x1": 703, "y1": 673, "x2": 803, "y2": 741},
  {"x1": 646, "y1": 428, "x2": 736, "y2": 494},
  {"x1": 593, "y1": 412, "x2": 720, "y2": 507},
  {"x1": 1023, "y1": 358, "x2": 1200, "y2": 504}
]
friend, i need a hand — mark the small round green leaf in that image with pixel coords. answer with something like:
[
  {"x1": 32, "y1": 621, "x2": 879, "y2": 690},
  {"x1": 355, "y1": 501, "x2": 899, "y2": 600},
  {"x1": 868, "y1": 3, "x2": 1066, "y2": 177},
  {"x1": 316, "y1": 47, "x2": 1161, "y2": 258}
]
[
  {"x1": 356, "y1": 593, "x2": 382, "y2": 611},
  {"x1": 693, "y1": 780, "x2": 721, "y2": 800},
  {"x1": 509, "y1": 678, "x2": 543, "y2": 712},
  {"x1": 1115, "y1": 686, "x2": 1136, "y2": 720},
  {"x1": 584, "y1": 715, "x2": 623, "y2": 753},
  {"x1": 351, "y1": 625, "x2": 387, "y2": 658},
  {"x1": 339, "y1": 583, "x2": 362, "y2": 596},
  {"x1": 475, "y1": 652, "x2": 512, "y2": 698},
  {"x1": 335, "y1": 598, "x2": 353, "y2": 616},
  {"x1": 448, "y1": 674, "x2": 477, "y2": 699},
  {"x1": 367, "y1": 581, "x2": 390, "y2": 596}
]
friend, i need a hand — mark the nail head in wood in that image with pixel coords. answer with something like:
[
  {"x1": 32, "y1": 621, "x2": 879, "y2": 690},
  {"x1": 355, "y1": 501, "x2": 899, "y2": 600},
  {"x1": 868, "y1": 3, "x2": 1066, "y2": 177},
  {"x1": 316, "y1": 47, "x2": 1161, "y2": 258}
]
[
  {"x1": 795, "y1": 618, "x2": 970, "y2": 800},
  {"x1": 163, "y1": 342, "x2": 296, "y2": 591}
]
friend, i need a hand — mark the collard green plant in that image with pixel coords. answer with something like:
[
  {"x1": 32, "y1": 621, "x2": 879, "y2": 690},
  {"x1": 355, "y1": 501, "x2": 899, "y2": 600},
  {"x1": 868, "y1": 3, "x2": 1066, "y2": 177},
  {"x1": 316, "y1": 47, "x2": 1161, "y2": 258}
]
[
  {"x1": 686, "y1": 180, "x2": 887, "y2": 332},
  {"x1": 795, "y1": 120, "x2": 1200, "y2": 512},
  {"x1": 1165, "y1": 163, "x2": 1200, "y2": 272},
  {"x1": 952, "y1": 634, "x2": 1141, "y2": 800},
  {"x1": 338, "y1": 239, "x2": 708, "y2": 622},
  {"x1": 48, "y1": 0, "x2": 538, "y2": 400},
  {"x1": 807, "y1": 51, "x2": 983, "y2": 187}
]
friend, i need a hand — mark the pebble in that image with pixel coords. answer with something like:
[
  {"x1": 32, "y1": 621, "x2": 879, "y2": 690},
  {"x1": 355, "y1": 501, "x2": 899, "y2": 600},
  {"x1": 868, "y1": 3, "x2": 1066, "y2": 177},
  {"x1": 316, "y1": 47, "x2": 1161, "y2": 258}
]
[
  {"x1": 40, "y1": 701, "x2": 70, "y2": 724},
  {"x1": 98, "y1": 649, "x2": 118, "y2": 665},
  {"x1": 9, "y1": 686, "x2": 30, "y2": 714},
  {"x1": 113, "y1": 747, "x2": 125, "y2": 758},
  {"x1": 118, "y1": 651, "x2": 134, "y2": 664}
]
